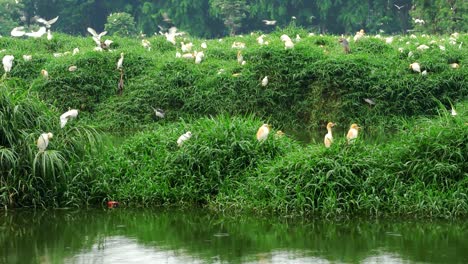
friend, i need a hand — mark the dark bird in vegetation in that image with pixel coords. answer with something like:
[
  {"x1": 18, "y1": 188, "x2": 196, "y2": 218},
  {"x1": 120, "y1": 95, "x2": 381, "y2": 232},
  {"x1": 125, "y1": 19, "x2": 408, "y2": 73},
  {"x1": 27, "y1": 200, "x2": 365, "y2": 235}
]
[
  {"x1": 118, "y1": 70, "x2": 124, "y2": 96},
  {"x1": 339, "y1": 38, "x2": 350, "y2": 54}
]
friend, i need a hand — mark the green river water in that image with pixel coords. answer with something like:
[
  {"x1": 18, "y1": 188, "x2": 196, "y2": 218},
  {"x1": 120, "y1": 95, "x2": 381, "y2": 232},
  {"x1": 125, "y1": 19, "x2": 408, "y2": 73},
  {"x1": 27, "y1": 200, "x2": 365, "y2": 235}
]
[{"x1": 0, "y1": 209, "x2": 466, "y2": 264}]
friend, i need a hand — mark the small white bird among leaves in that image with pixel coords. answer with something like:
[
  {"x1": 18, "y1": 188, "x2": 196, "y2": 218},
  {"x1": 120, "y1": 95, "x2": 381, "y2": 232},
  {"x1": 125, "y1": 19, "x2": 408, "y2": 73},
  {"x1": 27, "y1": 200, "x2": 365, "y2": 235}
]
[
  {"x1": 73, "y1": 48, "x2": 80, "y2": 55},
  {"x1": 2, "y1": 55, "x2": 14, "y2": 73},
  {"x1": 37, "y1": 132, "x2": 53, "y2": 152},
  {"x1": 177, "y1": 131, "x2": 192, "y2": 147},
  {"x1": 261, "y1": 76, "x2": 268, "y2": 87},
  {"x1": 23, "y1": 55, "x2": 32, "y2": 61},
  {"x1": 256, "y1": 124, "x2": 271, "y2": 142},
  {"x1": 60, "y1": 109, "x2": 78, "y2": 128},
  {"x1": 68, "y1": 65, "x2": 77, "y2": 72}
]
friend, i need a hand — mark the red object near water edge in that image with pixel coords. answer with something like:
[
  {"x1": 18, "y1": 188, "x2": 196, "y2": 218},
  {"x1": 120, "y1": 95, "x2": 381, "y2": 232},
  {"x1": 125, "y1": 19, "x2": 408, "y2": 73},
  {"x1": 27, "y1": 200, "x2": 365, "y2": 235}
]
[{"x1": 107, "y1": 201, "x2": 119, "y2": 208}]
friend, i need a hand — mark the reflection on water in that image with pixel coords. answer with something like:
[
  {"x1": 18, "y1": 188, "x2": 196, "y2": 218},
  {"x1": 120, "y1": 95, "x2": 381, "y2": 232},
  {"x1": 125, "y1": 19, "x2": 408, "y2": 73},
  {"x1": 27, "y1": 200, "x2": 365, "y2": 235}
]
[{"x1": 0, "y1": 209, "x2": 467, "y2": 264}]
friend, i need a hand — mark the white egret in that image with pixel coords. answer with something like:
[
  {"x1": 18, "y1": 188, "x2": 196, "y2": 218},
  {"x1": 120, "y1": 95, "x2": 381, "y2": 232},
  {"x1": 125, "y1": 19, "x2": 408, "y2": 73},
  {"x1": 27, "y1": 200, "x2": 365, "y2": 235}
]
[
  {"x1": 261, "y1": 76, "x2": 268, "y2": 87},
  {"x1": 385, "y1": 36, "x2": 393, "y2": 44},
  {"x1": 116, "y1": 53, "x2": 124, "y2": 70},
  {"x1": 142, "y1": 39, "x2": 151, "y2": 50},
  {"x1": 68, "y1": 66, "x2": 77, "y2": 72},
  {"x1": 324, "y1": 122, "x2": 336, "y2": 148},
  {"x1": 256, "y1": 35, "x2": 265, "y2": 45},
  {"x1": 414, "y1": 18, "x2": 425, "y2": 25},
  {"x1": 284, "y1": 39, "x2": 294, "y2": 49},
  {"x1": 177, "y1": 131, "x2": 192, "y2": 147},
  {"x1": 439, "y1": 45, "x2": 446, "y2": 51},
  {"x1": 417, "y1": 44, "x2": 429, "y2": 51},
  {"x1": 280, "y1": 34, "x2": 291, "y2": 42},
  {"x1": 231, "y1": 42, "x2": 246, "y2": 49},
  {"x1": 2, "y1": 55, "x2": 14, "y2": 73},
  {"x1": 394, "y1": 4, "x2": 405, "y2": 10},
  {"x1": 181, "y1": 42, "x2": 193, "y2": 53},
  {"x1": 41, "y1": 69, "x2": 48, "y2": 79},
  {"x1": 256, "y1": 124, "x2": 270, "y2": 142},
  {"x1": 37, "y1": 132, "x2": 53, "y2": 152},
  {"x1": 25, "y1": 27, "x2": 46, "y2": 38},
  {"x1": 175, "y1": 52, "x2": 182, "y2": 58},
  {"x1": 195, "y1": 51, "x2": 204, "y2": 64},
  {"x1": 11, "y1": 26, "x2": 26, "y2": 37},
  {"x1": 60, "y1": 109, "x2": 78, "y2": 128},
  {"x1": 262, "y1": 20, "x2": 276, "y2": 26},
  {"x1": 47, "y1": 29, "x2": 52, "y2": 40},
  {"x1": 237, "y1": 51, "x2": 243, "y2": 64},
  {"x1": 422, "y1": 70, "x2": 427, "y2": 75},
  {"x1": 23, "y1": 55, "x2": 32, "y2": 61},
  {"x1": 451, "y1": 107, "x2": 457, "y2": 116},
  {"x1": 36, "y1": 16, "x2": 59, "y2": 28},
  {"x1": 449, "y1": 63, "x2": 460, "y2": 69},
  {"x1": 151, "y1": 107, "x2": 165, "y2": 118},
  {"x1": 409, "y1": 62, "x2": 421, "y2": 73},
  {"x1": 182, "y1": 53, "x2": 194, "y2": 59},
  {"x1": 354, "y1": 29, "x2": 365, "y2": 42},
  {"x1": 201, "y1": 42, "x2": 207, "y2": 49},
  {"x1": 73, "y1": 48, "x2": 80, "y2": 55},
  {"x1": 364, "y1": 98, "x2": 376, "y2": 105},
  {"x1": 295, "y1": 34, "x2": 301, "y2": 42},
  {"x1": 346, "y1": 124, "x2": 360, "y2": 143}
]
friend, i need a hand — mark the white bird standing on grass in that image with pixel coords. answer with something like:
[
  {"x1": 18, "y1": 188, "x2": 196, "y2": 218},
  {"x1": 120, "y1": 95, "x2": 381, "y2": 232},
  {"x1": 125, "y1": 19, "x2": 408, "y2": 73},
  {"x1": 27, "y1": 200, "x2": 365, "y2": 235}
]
[
  {"x1": 117, "y1": 53, "x2": 124, "y2": 70},
  {"x1": 23, "y1": 55, "x2": 32, "y2": 61},
  {"x1": 261, "y1": 76, "x2": 268, "y2": 87},
  {"x1": 256, "y1": 124, "x2": 271, "y2": 142},
  {"x1": 41, "y1": 69, "x2": 49, "y2": 79},
  {"x1": 195, "y1": 51, "x2": 204, "y2": 64},
  {"x1": 2, "y1": 55, "x2": 14, "y2": 73},
  {"x1": 177, "y1": 131, "x2": 192, "y2": 147},
  {"x1": 451, "y1": 107, "x2": 457, "y2": 116},
  {"x1": 152, "y1": 107, "x2": 165, "y2": 118},
  {"x1": 409, "y1": 62, "x2": 421, "y2": 73},
  {"x1": 324, "y1": 122, "x2": 336, "y2": 148},
  {"x1": 346, "y1": 124, "x2": 360, "y2": 144},
  {"x1": 37, "y1": 132, "x2": 53, "y2": 152},
  {"x1": 60, "y1": 109, "x2": 78, "y2": 128}
]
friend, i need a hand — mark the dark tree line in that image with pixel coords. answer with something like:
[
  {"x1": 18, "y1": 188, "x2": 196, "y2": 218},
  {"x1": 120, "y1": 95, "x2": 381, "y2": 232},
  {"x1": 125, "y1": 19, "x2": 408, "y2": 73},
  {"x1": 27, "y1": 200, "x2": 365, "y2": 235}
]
[{"x1": 1, "y1": 0, "x2": 466, "y2": 37}]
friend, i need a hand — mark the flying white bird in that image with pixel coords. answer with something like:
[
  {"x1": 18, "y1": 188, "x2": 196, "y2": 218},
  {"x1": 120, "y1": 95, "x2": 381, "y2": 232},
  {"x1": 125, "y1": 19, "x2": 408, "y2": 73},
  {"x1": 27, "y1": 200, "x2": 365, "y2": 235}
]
[
  {"x1": 37, "y1": 132, "x2": 53, "y2": 152},
  {"x1": 2, "y1": 55, "x2": 14, "y2": 73},
  {"x1": 409, "y1": 62, "x2": 421, "y2": 73},
  {"x1": 151, "y1": 107, "x2": 165, "y2": 118},
  {"x1": 256, "y1": 124, "x2": 270, "y2": 142},
  {"x1": 261, "y1": 76, "x2": 268, "y2": 87},
  {"x1": 324, "y1": 122, "x2": 336, "y2": 148},
  {"x1": 117, "y1": 53, "x2": 124, "y2": 70},
  {"x1": 25, "y1": 27, "x2": 47, "y2": 38},
  {"x1": 36, "y1": 16, "x2": 59, "y2": 28},
  {"x1": 262, "y1": 20, "x2": 277, "y2": 26},
  {"x1": 414, "y1": 18, "x2": 425, "y2": 25},
  {"x1": 87, "y1": 27, "x2": 108, "y2": 48},
  {"x1": 177, "y1": 131, "x2": 192, "y2": 146},
  {"x1": 394, "y1": 4, "x2": 405, "y2": 10},
  {"x1": 346, "y1": 124, "x2": 360, "y2": 143},
  {"x1": 60, "y1": 109, "x2": 78, "y2": 128},
  {"x1": 11, "y1": 26, "x2": 26, "y2": 37}
]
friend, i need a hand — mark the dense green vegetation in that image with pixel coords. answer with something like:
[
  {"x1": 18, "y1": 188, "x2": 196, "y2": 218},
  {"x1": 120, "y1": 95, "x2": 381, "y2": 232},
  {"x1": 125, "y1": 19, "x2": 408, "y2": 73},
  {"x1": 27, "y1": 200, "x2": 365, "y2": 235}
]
[
  {"x1": 0, "y1": 30, "x2": 466, "y2": 217},
  {"x1": 1, "y1": 0, "x2": 466, "y2": 37}
]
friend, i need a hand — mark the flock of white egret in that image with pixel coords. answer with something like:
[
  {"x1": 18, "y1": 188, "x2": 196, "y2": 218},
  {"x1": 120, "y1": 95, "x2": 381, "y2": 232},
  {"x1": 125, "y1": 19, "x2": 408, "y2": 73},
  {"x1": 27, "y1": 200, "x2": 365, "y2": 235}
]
[{"x1": 1, "y1": 15, "x2": 462, "y2": 152}]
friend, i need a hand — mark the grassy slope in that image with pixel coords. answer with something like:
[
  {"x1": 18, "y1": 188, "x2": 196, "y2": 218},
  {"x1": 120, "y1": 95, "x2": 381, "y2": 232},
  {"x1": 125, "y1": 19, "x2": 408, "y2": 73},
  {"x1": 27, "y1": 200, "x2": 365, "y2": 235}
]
[{"x1": 1, "y1": 28, "x2": 467, "y2": 216}]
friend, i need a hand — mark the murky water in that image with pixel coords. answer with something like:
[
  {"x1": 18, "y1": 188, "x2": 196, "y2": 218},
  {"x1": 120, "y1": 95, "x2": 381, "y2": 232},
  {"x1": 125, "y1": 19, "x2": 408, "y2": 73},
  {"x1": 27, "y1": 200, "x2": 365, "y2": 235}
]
[{"x1": 0, "y1": 209, "x2": 466, "y2": 264}]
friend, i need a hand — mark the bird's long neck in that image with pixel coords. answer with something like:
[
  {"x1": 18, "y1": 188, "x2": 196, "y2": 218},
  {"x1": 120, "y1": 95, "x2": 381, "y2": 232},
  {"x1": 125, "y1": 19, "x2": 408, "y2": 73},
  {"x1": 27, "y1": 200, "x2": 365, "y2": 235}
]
[{"x1": 327, "y1": 126, "x2": 333, "y2": 135}]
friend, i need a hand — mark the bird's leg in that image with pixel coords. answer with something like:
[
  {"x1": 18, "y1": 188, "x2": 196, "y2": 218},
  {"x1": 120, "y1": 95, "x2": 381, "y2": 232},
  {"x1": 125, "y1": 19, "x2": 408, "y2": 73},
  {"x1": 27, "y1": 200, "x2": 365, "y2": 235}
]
[{"x1": 117, "y1": 69, "x2": 124, "y2": 96}]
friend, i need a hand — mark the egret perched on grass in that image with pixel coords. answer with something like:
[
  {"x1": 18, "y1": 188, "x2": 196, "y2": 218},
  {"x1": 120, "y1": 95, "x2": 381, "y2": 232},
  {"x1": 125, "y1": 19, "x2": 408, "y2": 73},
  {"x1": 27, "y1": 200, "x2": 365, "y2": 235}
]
[
  {"x1": 324, "y1": 122, "x2": 336, "y2": 148},
  {"x1": 256, "y1": 124, "x2": 271, "y2": 142},
  {"x1": 151, "y1": 107, "x2": 165, "y2": 118},
  {"x1": 409, "y1": 62, "x2": 421, "y2": 73},
  {"x1": 11, "y1": 26, "x2": 26, "y2": 37},
  {"x1": 449, "y1": 63, "x2": 460, "y2": 69},
  {"x1": 261, "y1": 76, "x2": 268, "y2": 87},
  {"x1": 237, "y1": 51, "x2": 244, "y2": 64},
  {"x1": 201, "y1": 42, "x2": 207, "y2": 49},
  {"x1": 346, "y1": 124, "x2": 360, "y2": 143},
  {"x1": 141, "y1": 39, "x2": 151, "y2": 50},
  {"x1": 117, "y1": 53, "x2": 124, "y2": 70},
  {"x1": 60, "y1": 109, "x2": 78, "y2": 128},
  {"x1": 451, "y1": 107, "x2": 457, "y2": 116},
  {"x1": 37, "y1": 132, "x2": 53, "y2": 152},
  {"x1": 47, "y1": 29, "x2": 53, "y2": 40},
  {"x1": 177, "y1": 131, "x2": 192, "y2": 147},
  {"x1": 195, "y1": 51, "x2": 204, "y2": 64},
  {"x1": 2, "y1": 55, "x2": 14, "y2": 73},
  {"x1": 41, "y1": 69, "x2": 48, "y2": 79},
  {"x1": 68, "y1": 65, "x2": 77, "y2": 72},
  {"x1": 354, "y1": 29, "x2": 365, "y2": 42},
  {"x1": 417, "y1": 44, "x2": 429, "y2": 51},
  {"x1": 73, "y1": 48, "x2": 80, "y2": 55},
  {"x1": 23, "y1": 55, "x2": 32, "y2": 61}
]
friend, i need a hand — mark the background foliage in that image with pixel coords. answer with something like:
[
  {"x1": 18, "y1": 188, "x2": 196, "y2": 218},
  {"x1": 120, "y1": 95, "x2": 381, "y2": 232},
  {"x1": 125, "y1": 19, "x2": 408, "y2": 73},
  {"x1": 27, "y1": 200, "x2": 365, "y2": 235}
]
[{"x1": 1, "y1": 0, "x2": 466, "y2": 38}]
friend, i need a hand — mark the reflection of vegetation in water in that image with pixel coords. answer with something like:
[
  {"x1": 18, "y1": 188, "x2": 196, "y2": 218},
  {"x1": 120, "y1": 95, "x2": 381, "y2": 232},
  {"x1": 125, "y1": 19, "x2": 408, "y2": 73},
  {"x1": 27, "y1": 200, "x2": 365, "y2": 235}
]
[{"x1": 0, "y1": 209, "x2": 467, "y2": 264}]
